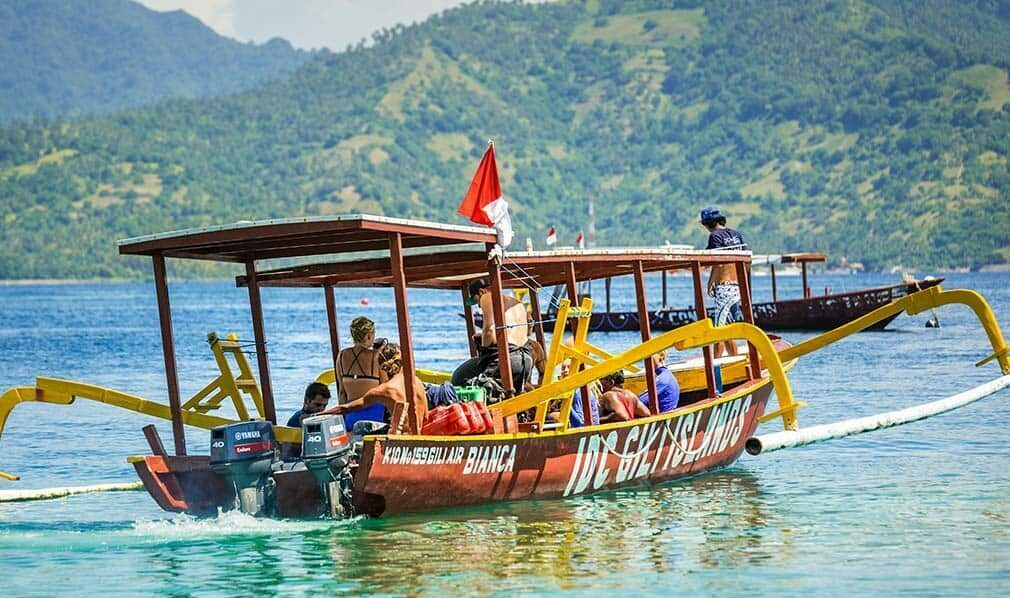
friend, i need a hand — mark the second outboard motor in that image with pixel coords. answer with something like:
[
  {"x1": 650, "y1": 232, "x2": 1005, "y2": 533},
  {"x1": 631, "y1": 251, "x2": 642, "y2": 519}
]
[
  {"x1": 210, "y1": 421, "x2": 278, "y2": 516},
  {"x1": 301, "y1": 414, "x2": 354, "y2": 518}
]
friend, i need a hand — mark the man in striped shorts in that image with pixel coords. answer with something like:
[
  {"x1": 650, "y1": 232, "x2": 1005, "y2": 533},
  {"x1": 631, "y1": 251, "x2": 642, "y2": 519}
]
[{"x1": 701, "y1": 205, "x2": 749, "y2": 358}]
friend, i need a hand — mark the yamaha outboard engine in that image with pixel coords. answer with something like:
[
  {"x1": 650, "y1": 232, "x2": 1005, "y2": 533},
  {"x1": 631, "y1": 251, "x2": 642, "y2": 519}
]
[
  {"x1": 210, "y1": 421, "x2": 278, "y2": 516},
  {"x1": 301, "y1": 414, "x2": 354, "y2": 518}
]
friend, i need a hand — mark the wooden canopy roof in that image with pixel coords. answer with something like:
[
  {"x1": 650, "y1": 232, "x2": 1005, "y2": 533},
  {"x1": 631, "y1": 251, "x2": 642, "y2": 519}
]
[
  {"x1": 238, "y1": 246, "x2": 753, "y2": 290},
  {"x1": 117, "y1": 214, "x2": 496, "y2": 262},
  {"x1": 752, "y1": 252, "x2": 827, "y2": 265}
]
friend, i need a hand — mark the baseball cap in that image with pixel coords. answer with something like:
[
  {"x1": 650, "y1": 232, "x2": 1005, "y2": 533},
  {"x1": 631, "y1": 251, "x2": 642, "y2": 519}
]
[{"x1": 699, "y1": 205, "x2": 722, "y2": 223}]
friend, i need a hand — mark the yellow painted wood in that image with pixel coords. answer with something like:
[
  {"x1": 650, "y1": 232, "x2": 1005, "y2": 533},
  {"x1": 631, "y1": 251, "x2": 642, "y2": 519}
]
[
  {"x1": 0, "y1": 379, "x2": 301, "y2": 445},
  {"x1": 780, "y1": 286, "x2": 1010, "y2": 375}
]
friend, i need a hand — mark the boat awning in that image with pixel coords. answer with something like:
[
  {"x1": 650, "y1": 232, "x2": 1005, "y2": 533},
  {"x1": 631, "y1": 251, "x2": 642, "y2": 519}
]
[
  {"x1": 239, "y1": 246, "x2": 753, "y2": 289},
  {"x1": 117, "y1": 214, "x2": 497, "y2": 262},
  {"x1": 752, "y1": 252, "x2": 827, "y2": 265}
]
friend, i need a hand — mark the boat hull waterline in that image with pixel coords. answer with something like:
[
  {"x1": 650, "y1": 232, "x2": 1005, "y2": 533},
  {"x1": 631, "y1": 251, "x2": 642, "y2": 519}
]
[{"x1": 134, "y1": 379, "x2": 772, "y2": 517}]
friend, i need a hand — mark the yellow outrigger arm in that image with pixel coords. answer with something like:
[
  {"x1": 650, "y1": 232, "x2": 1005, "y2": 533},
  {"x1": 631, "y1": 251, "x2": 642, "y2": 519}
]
[
  {"x1": 0, "y1": 378, "x2": 301, "y2": 445},
  {"x1": 0, "y1": 332, "x2": 303, "y2": 464},
  {"x1": 780, "y1": 286, "x2": 1010, "y2": 374},
  {"x1": 490, "y1": 317, "x2": 803, "y2": 431}
]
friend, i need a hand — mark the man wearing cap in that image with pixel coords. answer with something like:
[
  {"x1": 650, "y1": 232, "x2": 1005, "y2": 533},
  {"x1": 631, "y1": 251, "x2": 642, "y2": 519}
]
[
  {"x1": 451, "y1": 278, "x2": 532, "y2": 394},
  {"x1": 700, "y1": 205, "x2": 750, "y2": 358}
]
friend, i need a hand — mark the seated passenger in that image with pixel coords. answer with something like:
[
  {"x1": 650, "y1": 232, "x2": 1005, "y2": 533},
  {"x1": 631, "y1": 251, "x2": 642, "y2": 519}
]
[
  {"x1": 638, "y1": 351, "x2": 680, "y2": 413},
  {"x1": 599, "y1": 371, "x2": 651, "y2": 423},
  {"x1": 549, "y1": 358, "x2": 599, "y2": 428},
  {"x1": 524, "y1": 334, "x2": 546, "y2": 391},
  {"x1": 451, "y1": 279, "x2": 533, "y2": 393},
  {"x1": 282, "y1": 382, "x2": 331, "y2": 458},
  {"x1": 337, "y1": 316, "x2": 388, "y2": 430},
  {"x1": 322, "y1": 343, "x2": 428, "y2": 435}
]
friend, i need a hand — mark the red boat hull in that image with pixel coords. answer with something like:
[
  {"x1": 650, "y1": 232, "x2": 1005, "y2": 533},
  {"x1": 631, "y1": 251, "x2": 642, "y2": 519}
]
[{"x1": 134, "y1": 378, "x2": 773, "y2": 518}]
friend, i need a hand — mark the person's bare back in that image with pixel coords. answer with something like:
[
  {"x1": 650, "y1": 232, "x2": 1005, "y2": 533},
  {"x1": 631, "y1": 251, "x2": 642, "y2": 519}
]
[{"x1": 479, "y1": 292, "x2": 529, "y2": 347}]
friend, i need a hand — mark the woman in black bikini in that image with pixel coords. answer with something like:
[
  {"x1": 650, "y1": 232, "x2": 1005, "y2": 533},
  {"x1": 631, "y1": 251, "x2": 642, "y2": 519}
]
[{"x1": 337, "y1": 316, "x2": 388, "y2": 428}]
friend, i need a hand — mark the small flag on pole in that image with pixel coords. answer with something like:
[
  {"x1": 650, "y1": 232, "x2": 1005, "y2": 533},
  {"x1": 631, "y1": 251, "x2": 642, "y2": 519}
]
[
  {"x1": 576, "y1": 231, "x2": 585, "y2": 249},
  {"x1": 545, "y1": 226, "x2": 557, "y2": 246},
  {"x1": 457, "y1": 141, "x2": 513, "y2": 248}
]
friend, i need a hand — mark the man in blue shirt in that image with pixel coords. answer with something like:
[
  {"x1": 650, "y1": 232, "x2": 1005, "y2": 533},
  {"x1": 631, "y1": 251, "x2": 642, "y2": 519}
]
[{"x1": 638, "y1": 352, "x2": 680, "y2": 413}]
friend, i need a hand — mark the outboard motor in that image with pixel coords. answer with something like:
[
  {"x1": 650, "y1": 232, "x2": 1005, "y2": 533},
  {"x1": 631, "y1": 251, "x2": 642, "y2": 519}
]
[
  {"x1": 301, "y1": 414, "x2": 354, "y2": 518},
  {"x1": 209, "y1": 421, "x2": 278, "y2": 516}
]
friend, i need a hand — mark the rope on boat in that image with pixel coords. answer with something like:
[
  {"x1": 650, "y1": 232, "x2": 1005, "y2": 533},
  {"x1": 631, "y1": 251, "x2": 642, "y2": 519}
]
[
  {"x1": 0, "y1": 481, "x2": 144, "y2": 503},
  {"x1": 745, "y1": 374, "x2": 1010, "y2": 455}
]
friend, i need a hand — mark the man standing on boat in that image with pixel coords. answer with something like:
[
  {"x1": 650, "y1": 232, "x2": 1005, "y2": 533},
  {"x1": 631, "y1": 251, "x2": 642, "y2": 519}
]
[
  {"x1": 701, "y1": 205, "x2": 749, "y2": 358},
  {"x1": 451, "y1": 278, "x2": 533, "y2": 394}
]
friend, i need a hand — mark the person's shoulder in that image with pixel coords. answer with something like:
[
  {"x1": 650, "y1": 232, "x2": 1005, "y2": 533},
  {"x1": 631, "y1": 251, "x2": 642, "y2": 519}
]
[{"x1": 285, "y1": 410, "x2": 302, "y2": 427}]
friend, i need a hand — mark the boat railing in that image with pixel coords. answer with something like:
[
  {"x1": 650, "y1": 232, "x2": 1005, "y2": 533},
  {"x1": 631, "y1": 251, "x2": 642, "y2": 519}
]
[{"x1": 491, "y1": 300, "x2": 805, "y2": 432}]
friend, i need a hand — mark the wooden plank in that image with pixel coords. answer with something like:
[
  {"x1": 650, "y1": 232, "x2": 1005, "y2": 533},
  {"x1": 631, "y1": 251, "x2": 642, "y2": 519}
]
[
  {"x1": 152, "y1": 255, "x2": 186, "y2": 455},
  {"x1": 634, "y1": 261, "x2": 659, "y2": 415},
  {"x1": 488, "y1": 244, "x2": 514, "y2": 395},
  {"x1": 245, "y1": 261, "x2": 277, "y2": 424},
  {"x1": 389, "y1": 233, "x2": 421, "y2": 433}
]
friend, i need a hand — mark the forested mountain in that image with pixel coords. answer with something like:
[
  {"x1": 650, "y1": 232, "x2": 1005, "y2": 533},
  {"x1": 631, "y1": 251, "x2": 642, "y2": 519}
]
[
  {"x1": 2, "y1": 0, "x2": 1010, "y2": 278},
  {"x1": 0, "y1": 0, "x2": 309, "y2": 124}
]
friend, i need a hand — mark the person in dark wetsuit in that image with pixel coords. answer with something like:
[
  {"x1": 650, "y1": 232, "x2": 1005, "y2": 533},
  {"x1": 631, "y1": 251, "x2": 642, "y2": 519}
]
[
  {"x1": 700, "y1": 205, "x2": 750, "y2": 358},
  {"x1": 337, "y1": 316, "x2": 388, "y2": 430}
]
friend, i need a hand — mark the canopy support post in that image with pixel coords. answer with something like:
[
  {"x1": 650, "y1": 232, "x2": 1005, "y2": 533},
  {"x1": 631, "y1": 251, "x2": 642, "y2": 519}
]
[
  {"x1": 771, "y1": 263, "x2": 778, "y2": 302},
  {"x1": 691, "y1": 262, "x2": 718, "y2": 398},
  {"x1": 802, "y1": 261, "x2": 809, "y2": 299},
  {"x1": 529, "y1": 287, "x2": 546, "y2": 350},
  {"x1": 152, "y1": 254, "x2": 186, "y2": 455},
  {"x1": 487, "y1": 243, "x2": 515, "y2": 396},
  {"x1": 390, "y1": 233, "x2": 421, "y2": 433},
  {"x1": 605, "y1": 277, "x2": 612, "y2": 313},
  {"x1": 324, "y1": 284, "x2": 340, "y2": 380},
  {"x1": 461, "y1": 281, "x2": 478, "y2": 358},
  {"x1": 736, "y1": 262, "x2": 760, "y2": 381},
  {"x1": 245, "y1": 262, "x2": 277, "y2": 424},
  {"x1": 634, "y1": 261, "x2": 659, "y2": 415},
  {"x1": 662, "y1": 270, "x2": 668, "y2": 308}
]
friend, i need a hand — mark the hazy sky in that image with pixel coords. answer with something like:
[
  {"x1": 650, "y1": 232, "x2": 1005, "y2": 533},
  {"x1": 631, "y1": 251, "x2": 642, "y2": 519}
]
[{"x1": 137, "y1": 0, "x2": 477, "y2": 50}]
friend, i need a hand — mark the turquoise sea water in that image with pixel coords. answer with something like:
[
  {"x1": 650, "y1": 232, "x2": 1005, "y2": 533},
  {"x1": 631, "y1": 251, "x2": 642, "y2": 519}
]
[{"x1": 1, "y1": 272, "x2": 1009, "y2": 595}]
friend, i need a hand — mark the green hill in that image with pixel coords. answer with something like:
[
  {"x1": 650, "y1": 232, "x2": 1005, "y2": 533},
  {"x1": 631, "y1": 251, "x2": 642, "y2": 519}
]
[
  {"x1": 2, "y1": 0, "x2": 1010, "y2": 278},
  {"x1": 0, "y1": 0, "x2": 309, "y2": 124}
]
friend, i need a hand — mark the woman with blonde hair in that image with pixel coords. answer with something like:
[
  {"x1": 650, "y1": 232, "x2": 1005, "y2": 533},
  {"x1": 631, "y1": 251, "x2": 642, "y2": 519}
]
[{"x1": 337, "y1": 316, "x2": 388, "y2": 429}]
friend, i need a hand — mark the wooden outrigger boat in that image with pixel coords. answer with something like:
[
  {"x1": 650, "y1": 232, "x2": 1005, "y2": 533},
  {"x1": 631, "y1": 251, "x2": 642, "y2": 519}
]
[
  {"x1": 1, "y1": 214, "x2": 1008, "y2": 518},
  {"x1": 529, "y1": 253, "x2": 944, "y2": 333}
]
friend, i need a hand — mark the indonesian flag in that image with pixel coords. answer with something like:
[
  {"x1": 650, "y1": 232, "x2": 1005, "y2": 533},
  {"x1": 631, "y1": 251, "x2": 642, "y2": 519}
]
[
  {"x1": 546, "y1": 226, "x2": 557, "y2": 246},
  {"x1": 576, "y1": 231, "x2": 585, "y2": 249},
  {"x1": 457, "y1": 142, "x2": 513, "y2": 247}
]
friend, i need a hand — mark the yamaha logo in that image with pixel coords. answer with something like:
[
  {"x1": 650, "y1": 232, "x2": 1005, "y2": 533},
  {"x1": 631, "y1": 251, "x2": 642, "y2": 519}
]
[{"x1": 235, "y1": 431, "x2": 261, "y2": 440}]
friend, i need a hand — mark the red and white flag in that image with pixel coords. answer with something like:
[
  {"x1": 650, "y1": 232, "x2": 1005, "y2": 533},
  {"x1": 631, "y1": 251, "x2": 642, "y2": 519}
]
[
  {"x1": 576, "y1": 231, "x2": 585, "y2": 249},
  {"x1": 457, "y1": 142, "x2": 513, "y2": 247},
  {"x1": 545, "y1": 226, "x2": 557, "y2": 246}
]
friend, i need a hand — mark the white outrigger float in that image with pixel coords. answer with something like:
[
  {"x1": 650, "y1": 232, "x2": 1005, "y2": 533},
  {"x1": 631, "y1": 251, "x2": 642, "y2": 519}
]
[{"x1": 1, "y1": 214, "x2": 1007, "y2": 517}]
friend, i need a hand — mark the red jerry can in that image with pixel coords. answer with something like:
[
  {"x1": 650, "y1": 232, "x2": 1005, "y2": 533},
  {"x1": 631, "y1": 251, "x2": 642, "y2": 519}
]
[
  {"x1": 460, "y1": 401, "x2": 487, "y2": 435},
  {"x1": 474, "y1": 402, "x2": 494, "y2": 434},
  {"x1": 421, "y1": 403, "x2": 472, "y2": 436}
]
